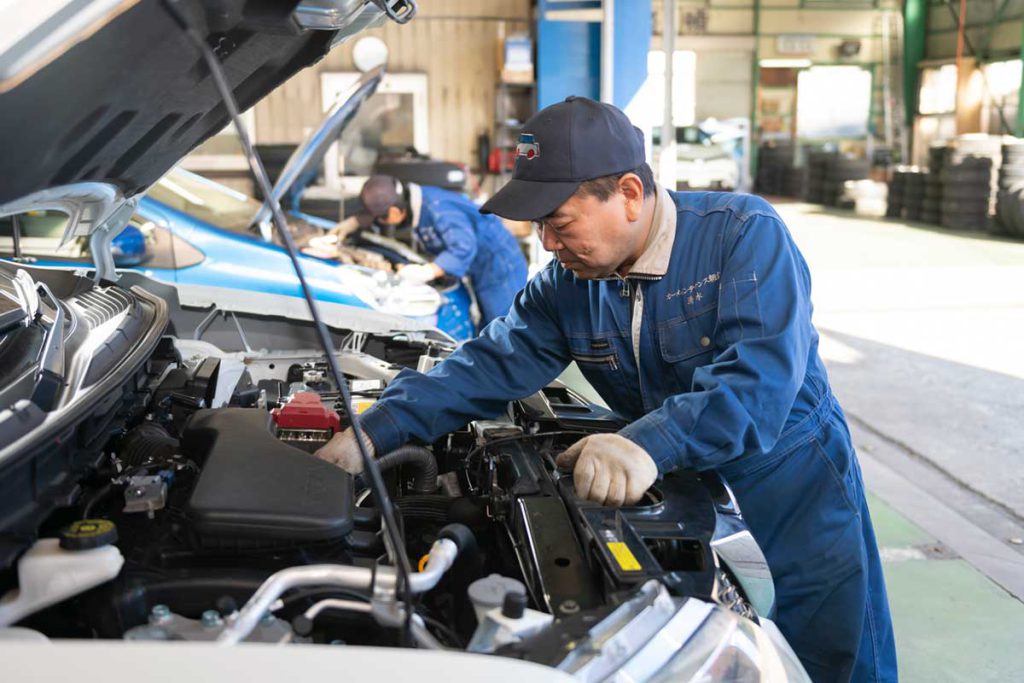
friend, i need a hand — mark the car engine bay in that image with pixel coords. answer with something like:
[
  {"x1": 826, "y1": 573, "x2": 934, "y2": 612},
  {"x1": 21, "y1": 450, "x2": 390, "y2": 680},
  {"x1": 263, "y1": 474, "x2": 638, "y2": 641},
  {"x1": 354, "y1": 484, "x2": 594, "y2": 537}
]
[
  {"x1": 0, "y1": 265, "x2": 776, "y2": 666},
  {"x1": 0, "y1": 262, "x2": 790, "y2": 679}
]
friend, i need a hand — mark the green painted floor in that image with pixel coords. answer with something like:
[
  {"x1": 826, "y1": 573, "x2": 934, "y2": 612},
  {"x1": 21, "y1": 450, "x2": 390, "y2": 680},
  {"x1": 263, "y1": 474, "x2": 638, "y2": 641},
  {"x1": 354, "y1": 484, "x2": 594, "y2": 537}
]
[{"x1": 868, "y1": 494, "x2": 1024, "y2": 681}]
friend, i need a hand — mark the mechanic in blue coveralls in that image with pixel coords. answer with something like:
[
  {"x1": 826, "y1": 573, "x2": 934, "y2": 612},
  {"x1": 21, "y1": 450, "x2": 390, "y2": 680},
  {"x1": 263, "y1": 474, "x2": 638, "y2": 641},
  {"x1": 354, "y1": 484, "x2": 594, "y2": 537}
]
[
  {"x1": 318, "y1": 98, "x2": 897, "y2": 682},
  {"x1": 354, "y1": 175, "x2": 528, "y2": 327}
]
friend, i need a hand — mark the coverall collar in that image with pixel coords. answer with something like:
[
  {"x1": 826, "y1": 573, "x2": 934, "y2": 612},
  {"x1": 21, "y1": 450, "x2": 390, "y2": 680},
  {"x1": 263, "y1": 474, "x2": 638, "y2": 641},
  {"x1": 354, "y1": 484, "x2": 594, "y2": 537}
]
[{"x1": 407, "y1": 181, "x2": 423, "y2": 227}]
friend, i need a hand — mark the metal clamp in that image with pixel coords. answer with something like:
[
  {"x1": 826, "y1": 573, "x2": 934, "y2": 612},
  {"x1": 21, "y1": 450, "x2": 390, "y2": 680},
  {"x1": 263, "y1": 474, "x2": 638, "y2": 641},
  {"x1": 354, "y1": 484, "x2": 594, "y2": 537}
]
[{"x1": 371, "y1": 0, "x2": 417, "y2": 24}]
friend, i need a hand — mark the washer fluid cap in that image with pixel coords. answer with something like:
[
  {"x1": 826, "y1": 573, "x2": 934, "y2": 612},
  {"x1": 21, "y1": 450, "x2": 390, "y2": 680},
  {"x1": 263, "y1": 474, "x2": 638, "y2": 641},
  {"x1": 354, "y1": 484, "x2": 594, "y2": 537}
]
[
  {"x1": 467, "y1": 574, "x2": 527, "y2": 623},
  {"x1": 60, "y1": 519, "x2": 118, "y2": 550}
]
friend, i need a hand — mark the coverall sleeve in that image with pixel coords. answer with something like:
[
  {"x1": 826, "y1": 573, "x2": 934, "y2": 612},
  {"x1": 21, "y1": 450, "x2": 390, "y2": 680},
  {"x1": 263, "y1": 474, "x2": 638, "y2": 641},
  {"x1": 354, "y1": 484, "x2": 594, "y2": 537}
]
[
  {"x1": 428, "y1": 208, "x2": 479, "y2": 278},
  {"x1": 618, "y1": 213, "x2": 814, "y2": 473},
  {"x1": 358, "y1": 265, "x2": 571, "y2": 454}
]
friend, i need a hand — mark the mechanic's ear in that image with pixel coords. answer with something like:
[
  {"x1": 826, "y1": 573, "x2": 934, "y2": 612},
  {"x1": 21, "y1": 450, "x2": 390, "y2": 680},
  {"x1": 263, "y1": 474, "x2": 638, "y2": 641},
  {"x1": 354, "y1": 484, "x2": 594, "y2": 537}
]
[{"x1": 619, "y1": 173, "x2": 645, "y2": 222}]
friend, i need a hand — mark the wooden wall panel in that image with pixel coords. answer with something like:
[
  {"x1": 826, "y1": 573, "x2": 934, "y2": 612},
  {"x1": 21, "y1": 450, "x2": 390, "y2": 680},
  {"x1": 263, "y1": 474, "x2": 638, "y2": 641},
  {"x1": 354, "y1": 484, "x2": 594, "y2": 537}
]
[{"x1": 254, "y1": 1, "x2": 531, "y2": 169}]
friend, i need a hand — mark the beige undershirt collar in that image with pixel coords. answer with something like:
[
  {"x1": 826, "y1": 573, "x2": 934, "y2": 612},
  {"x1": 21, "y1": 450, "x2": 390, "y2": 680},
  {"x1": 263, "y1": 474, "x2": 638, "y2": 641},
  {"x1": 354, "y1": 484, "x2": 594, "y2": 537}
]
[{"x1": 626, "y1": 183, "x2": 676, "y2": 279}]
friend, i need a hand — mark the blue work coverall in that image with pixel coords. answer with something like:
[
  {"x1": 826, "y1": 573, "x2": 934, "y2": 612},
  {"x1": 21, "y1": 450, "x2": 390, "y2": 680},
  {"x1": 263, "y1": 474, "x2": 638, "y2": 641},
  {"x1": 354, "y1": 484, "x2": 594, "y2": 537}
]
[
  {"x1": 413, "y1": 185, "x2": 528, "y2": 326},
  {"x1": 361, "y1": 188, "x2": 897, "y2": 682}
]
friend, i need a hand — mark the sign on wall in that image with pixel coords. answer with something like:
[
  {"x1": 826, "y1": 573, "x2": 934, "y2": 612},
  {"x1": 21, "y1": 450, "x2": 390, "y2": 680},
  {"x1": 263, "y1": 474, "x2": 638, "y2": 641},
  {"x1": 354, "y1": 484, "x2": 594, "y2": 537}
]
[{"x1": 776, "y1": 34, "x2": 816, "y2": 55}]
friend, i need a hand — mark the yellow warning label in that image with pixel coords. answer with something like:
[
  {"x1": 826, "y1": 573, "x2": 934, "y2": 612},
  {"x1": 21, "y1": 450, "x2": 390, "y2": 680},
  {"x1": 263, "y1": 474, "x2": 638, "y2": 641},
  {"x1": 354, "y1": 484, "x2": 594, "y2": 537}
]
[
  {"x1": 606, "y1": 542, "x2": 642, "y2": 571},
  {"x1": 353, "y1": 399, "x2": 375, "y2": 415}
]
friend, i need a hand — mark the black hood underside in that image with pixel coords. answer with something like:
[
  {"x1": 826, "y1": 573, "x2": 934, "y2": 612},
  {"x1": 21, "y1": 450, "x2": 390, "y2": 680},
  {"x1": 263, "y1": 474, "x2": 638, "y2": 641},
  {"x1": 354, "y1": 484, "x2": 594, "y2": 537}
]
[{"x1": 0, "y1": 0, "x2": 336, "y2": 206}]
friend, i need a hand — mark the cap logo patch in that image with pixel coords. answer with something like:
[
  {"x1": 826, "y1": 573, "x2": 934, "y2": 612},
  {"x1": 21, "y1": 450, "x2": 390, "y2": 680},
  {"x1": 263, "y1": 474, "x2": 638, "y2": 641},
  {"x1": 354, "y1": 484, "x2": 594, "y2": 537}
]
[{"x1": 516, "y1": 133, "x2": 540, "y2": 160}]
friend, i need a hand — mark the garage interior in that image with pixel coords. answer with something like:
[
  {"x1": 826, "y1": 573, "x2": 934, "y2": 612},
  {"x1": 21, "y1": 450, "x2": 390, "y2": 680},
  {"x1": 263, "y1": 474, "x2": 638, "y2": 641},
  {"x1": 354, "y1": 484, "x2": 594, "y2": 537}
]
[
  {"x1": 1, "y1": 0, "x2": 1023, "y2": 679},
  {"x1": 109, "y1": 0, "x2": 1024, "y2": 676}
]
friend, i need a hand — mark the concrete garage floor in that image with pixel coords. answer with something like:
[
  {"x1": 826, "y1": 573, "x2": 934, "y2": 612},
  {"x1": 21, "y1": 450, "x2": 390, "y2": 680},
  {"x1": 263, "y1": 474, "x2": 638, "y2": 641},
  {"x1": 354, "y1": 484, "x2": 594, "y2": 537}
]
[
  {"x1": 776, "y1": 201, "x2": 1024, "y2": 680},
  {"x1": 558, "y1": 201, "x2": 1024, "y2": 679}
]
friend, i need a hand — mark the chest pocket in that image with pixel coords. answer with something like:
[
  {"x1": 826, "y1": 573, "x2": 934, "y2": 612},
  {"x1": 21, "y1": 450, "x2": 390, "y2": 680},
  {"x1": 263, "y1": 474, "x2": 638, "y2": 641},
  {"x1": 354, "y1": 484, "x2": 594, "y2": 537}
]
[
  {"x1": 567, "y1": 335, "x2": 629, "y2": 405},
  {"x1": 658, "y1": 306, "x2": 717, "y2": 364},
  {"x1": 569, "y1": 335, "x2": 622, "y2": 369}
]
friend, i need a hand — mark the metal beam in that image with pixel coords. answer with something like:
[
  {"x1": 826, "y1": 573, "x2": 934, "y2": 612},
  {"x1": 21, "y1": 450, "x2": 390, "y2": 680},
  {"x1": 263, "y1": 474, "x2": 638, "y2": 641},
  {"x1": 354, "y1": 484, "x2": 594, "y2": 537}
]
[
  {"x1": 943, "y1": 0, "x2": 1013, "y2": 133},
  {"x1": 1018, "y1": 16, "x2": 1024, "y2": 136},
  {"x1": 659, "y1": 0, "x2": 675, "y2": 188},
  {"x1": 903, "y1": 0, "x2": 927, "y2": 130},
  {"x1": 749, "y1": 0, "x2": 760, "y2": 182},
  {"x1": 977, "y1": 0, "x2": 1014, "y2": 58},
  {"x1": 600, "y1": 0, "x2": 614, "y2": 103}
]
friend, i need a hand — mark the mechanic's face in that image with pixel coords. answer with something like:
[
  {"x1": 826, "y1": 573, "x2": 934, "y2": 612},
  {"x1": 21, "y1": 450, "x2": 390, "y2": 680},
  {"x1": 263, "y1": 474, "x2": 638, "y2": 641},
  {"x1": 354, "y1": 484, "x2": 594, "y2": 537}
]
[
  {"x1": 534, "y1": 174, "x2": 647, "y2": 279},
  {"x1": 379, "y1": 206, "x2": 407, "y2": 227}
]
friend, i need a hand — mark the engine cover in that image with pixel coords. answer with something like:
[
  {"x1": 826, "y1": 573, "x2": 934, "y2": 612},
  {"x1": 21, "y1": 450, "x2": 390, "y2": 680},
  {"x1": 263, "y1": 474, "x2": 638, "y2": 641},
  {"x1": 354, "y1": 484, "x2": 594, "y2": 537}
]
[{"x1": 182, "y1": 409, "x2": 354, "y2": 545}]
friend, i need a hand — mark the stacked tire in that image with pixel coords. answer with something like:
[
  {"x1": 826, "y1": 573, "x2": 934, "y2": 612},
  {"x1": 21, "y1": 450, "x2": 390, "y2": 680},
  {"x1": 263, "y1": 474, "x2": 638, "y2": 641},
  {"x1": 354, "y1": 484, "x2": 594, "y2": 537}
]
[
  {"x1": 781, "y1": 166, "x2": 808, "y2": 198},
  {"x1": 805, "y1": 151, "x2": 837, "y2": 204},
  {"x1": 826, "y1": 156, "x2": 870, "y2": 206},
  {"x1": 756, "y1": 143, "x2": 797, "y2": 196},
  {"x1": 886, "y1": 167, "x2": 919, "y2": 218},
  {"x1": 903, "y1": 169, "x2": 928, "y2": 221},
  {"x1": 941, "y1": 156, "x2": 993, "y2": 232},
  {"x1": 946, "y1": 135, "x2": 1004, "y2": 232},
  {"x1": 995, "y1": 139, "x2": 1024, "y2": 237},
  {"x1": 921, "y1": 145, "x2": 945, "y2": 224}
]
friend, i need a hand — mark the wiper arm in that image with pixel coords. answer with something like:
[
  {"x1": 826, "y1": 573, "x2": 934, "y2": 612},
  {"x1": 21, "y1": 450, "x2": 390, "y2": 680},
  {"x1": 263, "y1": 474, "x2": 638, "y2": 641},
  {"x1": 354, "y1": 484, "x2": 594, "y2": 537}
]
[{"x1": 29, "y1": 281, "x2": 65, "y2": 411}]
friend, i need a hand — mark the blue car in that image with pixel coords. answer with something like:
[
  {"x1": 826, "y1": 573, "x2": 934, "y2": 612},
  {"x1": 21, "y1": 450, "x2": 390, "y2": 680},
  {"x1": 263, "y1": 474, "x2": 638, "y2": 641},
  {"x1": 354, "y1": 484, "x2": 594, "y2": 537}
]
[
  {"x1": 139, "y1": 167, "x2": 476, "y2": 340},
  {"x1": 0, "y1": 180, "x2": 472, "y2": 341},
  {"x1": 0, "y1": 67, "x2": 476, "y2": 341}
]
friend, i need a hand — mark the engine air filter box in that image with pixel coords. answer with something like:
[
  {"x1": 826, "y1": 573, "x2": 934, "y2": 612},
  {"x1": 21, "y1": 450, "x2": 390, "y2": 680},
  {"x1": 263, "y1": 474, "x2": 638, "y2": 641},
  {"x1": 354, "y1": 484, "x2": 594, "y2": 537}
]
[{"x1": 182, "y1": 409, "x2": 353, "y2": 543}]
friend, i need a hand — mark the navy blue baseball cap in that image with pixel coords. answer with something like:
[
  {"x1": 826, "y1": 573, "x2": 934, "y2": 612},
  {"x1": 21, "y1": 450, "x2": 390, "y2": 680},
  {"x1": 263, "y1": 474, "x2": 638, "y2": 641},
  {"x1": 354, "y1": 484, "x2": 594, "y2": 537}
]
[{"x1": 480, "y1": 96, "x2": 647, "y2": 220}]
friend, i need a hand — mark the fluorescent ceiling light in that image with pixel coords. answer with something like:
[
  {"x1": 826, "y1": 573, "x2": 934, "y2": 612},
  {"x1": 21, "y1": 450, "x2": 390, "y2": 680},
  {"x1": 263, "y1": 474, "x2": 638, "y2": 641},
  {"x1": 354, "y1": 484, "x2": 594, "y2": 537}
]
[{"x1": 760, "y1": 59, "x2": 812, "y2": 68}]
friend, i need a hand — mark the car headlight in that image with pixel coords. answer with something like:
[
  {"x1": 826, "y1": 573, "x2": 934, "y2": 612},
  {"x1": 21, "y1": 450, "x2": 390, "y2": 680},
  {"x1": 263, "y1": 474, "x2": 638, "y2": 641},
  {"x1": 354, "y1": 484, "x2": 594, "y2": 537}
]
[
  {"x1": 554, "y1": 580, "x2": 809, "y2": 683},
  {"x1": 648, "y1": 607, "x2": 808, "y2": 683}
]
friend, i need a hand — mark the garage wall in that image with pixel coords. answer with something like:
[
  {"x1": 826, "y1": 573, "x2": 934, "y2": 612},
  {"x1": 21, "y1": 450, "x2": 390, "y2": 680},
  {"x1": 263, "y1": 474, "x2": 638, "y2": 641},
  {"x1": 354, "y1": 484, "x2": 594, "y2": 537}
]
[
  {"x1": 653, "y1": 1, "x2": 893, "y2": 63},
  {"x1": 694, "y1": 49, "x2": 754, "y2": 120},
  {"x1": 915, "y1": 0, "x2": 1023, "y2": 137},
  {"x1": 651, "y1": 0, "x2": 901, "y2": 140},
  {"x1": 254, "y1": 0, "x2": 532, "y2": 168},
  {"x1": 925, "y1": 0, "x2": 1023, "y2": 61}
]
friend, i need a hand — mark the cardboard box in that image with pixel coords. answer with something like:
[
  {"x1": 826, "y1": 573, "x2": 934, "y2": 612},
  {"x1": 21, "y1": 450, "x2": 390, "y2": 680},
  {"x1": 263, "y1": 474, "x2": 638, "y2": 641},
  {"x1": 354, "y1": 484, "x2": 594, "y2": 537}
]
[{"x1": 501, "y1": 67, "x2": 534, "y2": 84}]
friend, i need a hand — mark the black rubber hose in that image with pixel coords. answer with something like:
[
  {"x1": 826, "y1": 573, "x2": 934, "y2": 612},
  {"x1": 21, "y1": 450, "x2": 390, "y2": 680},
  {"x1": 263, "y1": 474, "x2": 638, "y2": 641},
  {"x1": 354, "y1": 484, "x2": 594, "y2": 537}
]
[
  {"x1": 376, "y1": 446, "x2": 438, "y2": 495},
  {"x1": 82, "y1": 482, "x2": 117, "y2": 519},
  {"x1": 395, "y1": 495, "x2": 454, "y2": 522},
  {"x1": 119, "y1": 422, "x2": 179, "y2": 467}
]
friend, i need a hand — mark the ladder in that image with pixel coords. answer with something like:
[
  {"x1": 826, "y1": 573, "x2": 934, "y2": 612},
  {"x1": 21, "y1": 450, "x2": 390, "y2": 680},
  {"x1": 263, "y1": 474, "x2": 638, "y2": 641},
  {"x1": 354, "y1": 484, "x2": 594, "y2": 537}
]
[{"x1": 879, "y1": 8, "x2": 909, "y2": 164}]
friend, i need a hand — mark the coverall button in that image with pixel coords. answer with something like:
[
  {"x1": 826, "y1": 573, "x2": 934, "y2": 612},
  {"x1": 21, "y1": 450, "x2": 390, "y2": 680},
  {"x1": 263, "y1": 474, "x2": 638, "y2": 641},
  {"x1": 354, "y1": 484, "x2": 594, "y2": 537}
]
[{"x1": 700, "y1": 336, "x2": 711, "y2": 347}]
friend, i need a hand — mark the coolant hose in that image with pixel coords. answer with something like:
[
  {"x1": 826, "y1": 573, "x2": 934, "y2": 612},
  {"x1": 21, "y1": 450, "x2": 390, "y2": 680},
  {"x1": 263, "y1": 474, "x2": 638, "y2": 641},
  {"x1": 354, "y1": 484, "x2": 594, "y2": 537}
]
[{"x1": 375, "y1": 446, "x2": 438, "y2": 494}]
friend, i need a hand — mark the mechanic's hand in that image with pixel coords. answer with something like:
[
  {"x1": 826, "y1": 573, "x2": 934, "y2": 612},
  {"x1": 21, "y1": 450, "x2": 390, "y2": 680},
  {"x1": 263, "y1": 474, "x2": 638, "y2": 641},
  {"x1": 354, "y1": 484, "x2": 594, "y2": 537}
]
[
  {"x1": 329, "y1": 216, "x2": 361, "y2": 240},
  {"x1": 313, "y1": 427, "x2": 375, "y2": 475},
  {"x1": 555, "y1": 434, "x2": 658, "y2": 507},
  {"x1": 397, "y1": 262, "x2": 440, "y2": 284}
]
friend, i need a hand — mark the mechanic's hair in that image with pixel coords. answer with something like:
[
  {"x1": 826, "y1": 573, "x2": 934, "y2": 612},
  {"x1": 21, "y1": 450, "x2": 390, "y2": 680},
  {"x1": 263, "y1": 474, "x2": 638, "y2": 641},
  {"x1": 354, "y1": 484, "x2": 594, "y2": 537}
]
[
  {"x1": 361, "y1": 174, "x2": 408, "y2": 215},
  {"x1": 576, "y1": 163, "x2": 656, "y2": 201}
]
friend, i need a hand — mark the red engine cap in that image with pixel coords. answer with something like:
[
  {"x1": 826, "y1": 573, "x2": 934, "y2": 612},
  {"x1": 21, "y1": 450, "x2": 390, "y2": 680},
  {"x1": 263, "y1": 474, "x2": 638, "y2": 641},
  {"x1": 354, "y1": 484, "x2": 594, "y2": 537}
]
[{"x1": 271, "y1": 392, "x2": 341, "y2": 432}]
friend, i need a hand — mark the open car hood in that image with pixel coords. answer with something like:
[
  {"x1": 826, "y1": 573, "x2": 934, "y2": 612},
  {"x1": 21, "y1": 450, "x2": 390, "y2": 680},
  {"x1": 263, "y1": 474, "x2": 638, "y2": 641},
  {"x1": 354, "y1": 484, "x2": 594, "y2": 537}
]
[
  {"x1": 254, "y1": 65, "x2": 384, "y2": 227},
  {"x1": 0, "y1": 0, "x2": 405, "y2": 278}
]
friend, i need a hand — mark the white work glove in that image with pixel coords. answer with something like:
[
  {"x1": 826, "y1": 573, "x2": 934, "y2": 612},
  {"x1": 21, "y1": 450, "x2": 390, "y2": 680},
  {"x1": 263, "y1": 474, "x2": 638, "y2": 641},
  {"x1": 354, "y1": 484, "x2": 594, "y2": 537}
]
[
  {"x1": 330, "y1": 216, "x2": 361, "y2": 241},
  {"x1": 313, "y1": 427, "x2": 375, "y2": 475},
  {"x1": 555, "y1": 434, "x2": 658, "y2": 506},
  {"x1": 398, "y1": 263, "x2": 438, "y2": 285}
]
